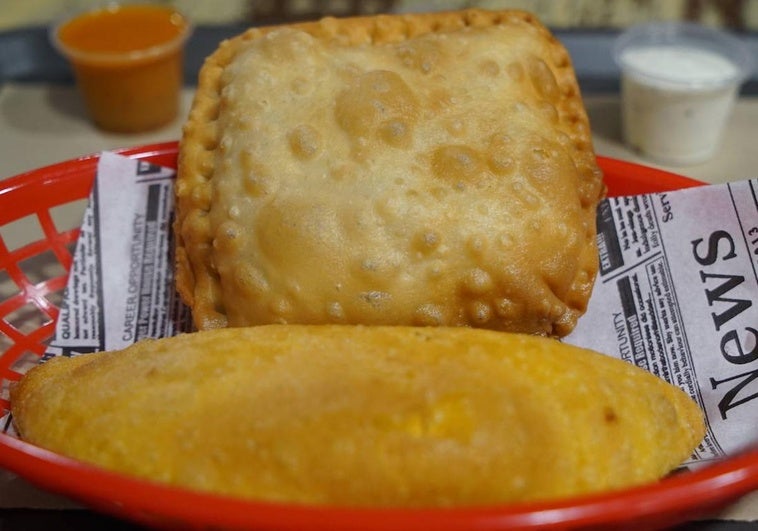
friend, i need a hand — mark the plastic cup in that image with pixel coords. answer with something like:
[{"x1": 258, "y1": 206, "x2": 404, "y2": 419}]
[
  {"x1": 613, "y1": 22, "x2": 753, "y2": 165},
  {"x1": 51, "y1": 4, "x2": 192, "y2": 133}
]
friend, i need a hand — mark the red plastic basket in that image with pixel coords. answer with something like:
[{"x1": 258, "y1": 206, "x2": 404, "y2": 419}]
[
  {"x1": 2, "y1": 143, "x2": 757, "y2": 531},
  {"x1": 0, "y1": 142, "x2": 178, "y2": 413}
]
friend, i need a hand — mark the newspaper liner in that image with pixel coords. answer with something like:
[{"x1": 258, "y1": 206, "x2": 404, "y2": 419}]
[{"x1": 3, "y1": 152, "x2": 757, "y2": 514}]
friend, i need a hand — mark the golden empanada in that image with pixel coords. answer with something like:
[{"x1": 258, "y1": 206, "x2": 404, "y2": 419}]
[
  {"x1": 11, "y1": 325, "x2": 703, "y2": 506},
  {"x1": 175, "y1": 10, "x2": 605, "y2": 334}
]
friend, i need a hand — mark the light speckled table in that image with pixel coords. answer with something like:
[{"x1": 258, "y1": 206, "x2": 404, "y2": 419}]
[
  {"x1": 0, "y1": 84, "x2": 192, "y2": 179},
  {"x1": 585, "y1": 94, "x2": 758, "y2": 185}
]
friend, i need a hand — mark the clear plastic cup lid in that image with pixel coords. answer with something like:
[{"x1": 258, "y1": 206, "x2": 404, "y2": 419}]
[{"x1": 613, "y1": 22, "x2": 754, "y2": 90}]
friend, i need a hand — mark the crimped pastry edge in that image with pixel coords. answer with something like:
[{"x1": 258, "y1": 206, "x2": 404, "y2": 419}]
[{"x1": 174, "y1": 9, "x2": 604, "y2": 332}]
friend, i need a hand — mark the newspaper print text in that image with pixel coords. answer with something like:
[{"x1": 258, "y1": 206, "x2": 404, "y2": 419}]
[{"x1": 692, "y1": 229, "x2": 758, "y2": 420}]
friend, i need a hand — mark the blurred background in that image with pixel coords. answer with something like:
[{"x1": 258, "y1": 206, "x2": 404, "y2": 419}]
[
  {"x1": 2, "y1": 0, "x2": 756, "y2": 94},
  {"x1": 2, "y1": 0, "x2": 758, "y2": 31},
  {"x1": 0, "y1": 0, "x2": 755, "y2": 178}
]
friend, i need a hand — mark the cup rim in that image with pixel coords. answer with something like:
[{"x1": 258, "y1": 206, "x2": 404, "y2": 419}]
[
  {"x1": 612, "y1": 21, "x2": 754, "y2": 90},
  {"x1": 49, "y1": 3, "x2": 193, "y2": 66}
]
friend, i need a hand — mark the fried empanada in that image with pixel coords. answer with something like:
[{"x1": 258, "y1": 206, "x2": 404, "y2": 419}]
[
  {"x1": 12, "y1": 325, "x2": 704, "y2": 506},
  {"x1": 174, "y1": 10, "x2": 605, "y2": 335}
]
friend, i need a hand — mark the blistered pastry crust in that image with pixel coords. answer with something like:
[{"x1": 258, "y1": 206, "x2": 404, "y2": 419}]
[{"x1": 175, "y1": 9, "x2": 604, "y2": 334}]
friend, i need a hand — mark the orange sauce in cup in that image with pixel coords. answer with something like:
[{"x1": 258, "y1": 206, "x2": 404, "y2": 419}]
[
  {"x1": 58, "y1": 5, "x2": 187, "y2": 55},
  {"x1": 53, "y1": 5, "x2": 191, "y2": 133}
]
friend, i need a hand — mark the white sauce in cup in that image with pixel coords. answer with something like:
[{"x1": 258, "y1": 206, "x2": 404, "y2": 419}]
[{"x1": 614, "y1": 23, "x2": 751, "y2": 166}]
